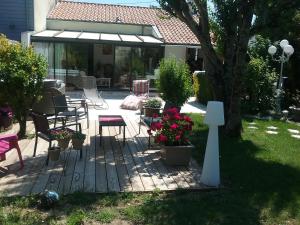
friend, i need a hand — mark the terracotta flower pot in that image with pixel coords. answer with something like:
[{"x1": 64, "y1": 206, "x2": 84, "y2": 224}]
[
  {"x1": 72, "y1": 138, "x2": 84, "y2": 149},
  {"x1": 57, "y1": 138, "x2": 70, "y2": 150},
  {"x1": 49, "y1": 147, "x2": 60, "y2": 161},
  {"x1": 144, "y1": 107, "x2": 160, "y2": 117},
  {"x1": 160, "y1": 144, "x2": 194, "y2": 166}
]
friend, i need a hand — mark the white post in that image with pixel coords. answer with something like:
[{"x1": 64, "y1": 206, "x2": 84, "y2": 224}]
[{"x1": 200, "y1": 101, "x2": 224, "y2": 187}]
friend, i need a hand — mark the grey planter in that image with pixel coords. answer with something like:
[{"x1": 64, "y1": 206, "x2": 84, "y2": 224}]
[
  {"x1": 160, "y1": 144, "x2": 194, "y2": 166},
  {"x1": 49, "y1": 147, "x2": 60, "y2": 161}
]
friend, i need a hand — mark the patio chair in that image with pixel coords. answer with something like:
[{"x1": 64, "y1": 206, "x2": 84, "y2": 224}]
[
  {"x1": 82, "y1": 76, "x2": 108, "y2": 109},
  {"x1": 132, "y1": 79, "x2": 150, "y2": 97},
  {"x1": 52, "y1": 94, "x2": 89, "y2": 128},
  {"x1": 0, "y1": 134, "x2": 24, "y2": 169},
  {"x1": 30, "y1": 111, "x2": 82, "y2": 165}
]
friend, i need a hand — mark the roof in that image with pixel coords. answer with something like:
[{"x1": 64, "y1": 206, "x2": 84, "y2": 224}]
[{"x1": 47, "y1": 1, "x2": 200, "y2": 45}]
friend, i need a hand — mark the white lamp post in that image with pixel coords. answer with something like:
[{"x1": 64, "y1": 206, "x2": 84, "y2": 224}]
[
  {"x1": 200, "y1": 101, "x2": 224, "y2": 187},
  {"x1": 268, "y1": 39, "x2": 294, "y2": 114}
]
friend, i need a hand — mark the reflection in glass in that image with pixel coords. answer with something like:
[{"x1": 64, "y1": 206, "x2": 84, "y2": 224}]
[{"x1": 114, "y1": 46, "x2": 131, "y2": 88}]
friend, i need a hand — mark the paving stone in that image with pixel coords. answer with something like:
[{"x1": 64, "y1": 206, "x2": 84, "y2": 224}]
[
  {"x1": 267, "y1": 126, "x2": 278, "y2": 130},
  {"x1": 266, "y1": 130, "x2": 278, "y2": 135},
  {"x1": 291, "y1": 134, "x2": 300, "y2": 139},
  {"x1": 247, "y1": 126, "x2": 258, "y2": 129},
  {"x1": 287, "y1": 129, "x2": 300, "y2": 134}
]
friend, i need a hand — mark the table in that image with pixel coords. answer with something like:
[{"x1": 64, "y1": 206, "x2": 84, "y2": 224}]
[
  {"x1": 98, "y1": 115, "x2": 126, "y2": 145},
  {"x1": 96, "y1": 78, "x2": 111, "y2": 88}
]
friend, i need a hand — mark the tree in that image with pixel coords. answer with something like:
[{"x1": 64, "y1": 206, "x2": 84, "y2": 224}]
[
  {"x1": 0, "y1": 35, "x2": 47, "y2": 138},
  {"x1": 158, "y1": 0, "x2": 255, "y2": 136}
]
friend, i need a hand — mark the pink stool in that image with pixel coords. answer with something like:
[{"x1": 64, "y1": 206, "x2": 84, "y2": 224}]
[{"x1": 0, "y1": 134, "x2": 24, "y2": 169}]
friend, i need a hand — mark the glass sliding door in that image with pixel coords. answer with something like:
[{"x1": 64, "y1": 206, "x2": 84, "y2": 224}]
[
  {"x1": 114, "y1": 46, "x2": 131, "y2": 88},
  {"x1": 54, "y1": 43, "x2": 67, "y2": 83},
  {"x1": 131, "y1": 47, "x2": 145, "y2": 81}
]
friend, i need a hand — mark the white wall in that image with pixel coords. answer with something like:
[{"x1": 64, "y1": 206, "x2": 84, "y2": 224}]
[
  {"x1": 164, "y1": 45, "x2": 187, "y2": 61},
  {"x1": 34, "y1": 0, "x2": 57, "y2": 31},
  {"x1": 47, "y1": 20, "x2": 154, "y2": 35}
]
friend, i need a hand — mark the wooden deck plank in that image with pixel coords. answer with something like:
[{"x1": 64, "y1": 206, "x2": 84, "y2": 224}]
[
  {"x1": 109, "y1": 126, "x2": 132, "y2": 192},
  {"x1": 102, "y1": 127, "x2": 121, "y2": 192},
  {"x1": 95, "y1": 125, "x2": 108, "y2": 193},
  {"x1": 121, "y1": 117, "x2": 156, "y2": 191},
  {"x1": 83, "y1": 120, "x2": 96, "y2": 192},
  {"x1": 111, "y1": 128, "x2": 144, "y2": 192},
  {"x1": 0, "y1": 114, "x2": 205, "y2": 196},
  {"x1": 125, "y1": 117, "x2": 169, "y2": 191}
]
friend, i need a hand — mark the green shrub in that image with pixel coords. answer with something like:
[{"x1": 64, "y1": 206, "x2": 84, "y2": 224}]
[
  {"x1": 157, "y1": 58, "x2": 193, "y2": 107},
  {"x1": 241, "y1": 36, "x2": 277, "y2": 114},
  {"x1": 0, "y1": 34, "x2": 47, "y2": 137},
  {"x1": 193, "y1": 72, "x2": 213, "y2": 105}
]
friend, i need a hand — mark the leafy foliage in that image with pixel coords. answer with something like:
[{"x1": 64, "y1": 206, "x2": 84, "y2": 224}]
[
  {"x1": 0, "y1": 34, "x2": 47, "y2": 137},
  {"x1": 144, "y1": 98, "x2": 162, "y2": 108},
  {"x1": 242, "y1": 36, "x2": 278, "y2": 114},
  {"x1": 193, "y1": 72, "x2": 213, "y2": 105},
  {"x1": 157, "y1": 58, "x2": 193, "y2": 107}
]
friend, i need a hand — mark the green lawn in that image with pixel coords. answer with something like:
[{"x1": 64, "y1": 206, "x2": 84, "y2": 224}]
[{"x1": 0, "y1": 115, "x2": 299, "y2": 225}]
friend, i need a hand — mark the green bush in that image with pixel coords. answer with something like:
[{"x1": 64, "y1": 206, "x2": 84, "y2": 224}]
[
  {"x1": 157, "y1": 58, "x2": 193, "y2": 107},
  {"x1": 0, "y1": 34, "x2": 47, "y2": 137},
  {"x1": 193, "y1": 72, "x2": 213, "y2": 105},
  {"x1": 241, "y1": 35, "x2": 278, "y2": 114}
]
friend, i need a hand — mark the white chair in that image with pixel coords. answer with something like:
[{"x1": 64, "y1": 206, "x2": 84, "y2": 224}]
[{"x1": 82, "y1": 76, "x2": 108, "y2": 109}]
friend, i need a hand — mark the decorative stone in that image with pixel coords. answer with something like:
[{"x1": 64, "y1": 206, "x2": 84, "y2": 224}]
[
  {"x1": 247, "y1": 126, "x2": 258, "y2": 129},
  {"x1": 291, "y1": 134, "x2": 300, "y2": 139},
  {"x1": 267, "y1": 126, "x2": 278, "y2": 130},
  {"x1": 287, "y1": 129, "x2": 299, "y2": 134},
  {"x1": 266, "y1": 130, "x2": 278, "y2": 134}
]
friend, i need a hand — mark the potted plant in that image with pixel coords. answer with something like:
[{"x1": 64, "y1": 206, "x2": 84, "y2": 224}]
[
  {"x1": 48, "y1": 147, "x2": 61, "y2": 161},
  {"x1": 50, "y1": 129, "x2": 72, "y2": 150},
  {"x1": 148, "y1": 108, "x2": 194, "y2": 166},
  {"x1": 144, "y1": 98, "x2": 162, "y2": 117},
  {"x1": 157, "y1": 58, "x2": 193, "y2": 110},
  {"x1": 71, "y1": 131, "x2": 86, "y2": 149}
]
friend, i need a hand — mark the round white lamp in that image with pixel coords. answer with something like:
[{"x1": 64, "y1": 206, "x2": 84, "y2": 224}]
[
  {"x1": 268, "y1": 45, "x2": 277, "y2": 56},
  {"x1": 200, "y1": 101, "x2": 224, "y2": 187}
]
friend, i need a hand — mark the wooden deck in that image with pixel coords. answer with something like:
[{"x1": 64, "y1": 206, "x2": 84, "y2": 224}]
[{"x1": 0, "y1": 115, "x2": 207, "y2": 196}]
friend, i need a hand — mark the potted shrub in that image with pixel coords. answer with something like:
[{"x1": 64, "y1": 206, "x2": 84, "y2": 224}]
[
  {"x1": 71, "y1": 131, "x2": 86, "y2": 149},
  {"x1": 157, "y1": 58, "x2": 193, "y2": 110},
  {"x1": 144, "y1": 98, "x2": 162, "y2": 117},
  {"x1": 148, "y1": 108, "x2": 194, "y2": 166},
  {"x1": 50, "y1": 129, "x2": 72, "y2": 150}
]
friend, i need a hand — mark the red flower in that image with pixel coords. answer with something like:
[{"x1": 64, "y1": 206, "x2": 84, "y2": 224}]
[
  {"x1": 183, "y1": 116, "x2": 192, "y2": 122},
  {"x1": 170, "y1": 123, "x2": 179, "y2": 130},
  {"x1": 155, "y1": 122, "x2": 163, "y2": 130},
  {"x1": 147, "y1": 129, "x2": 152, "y2": 135},
  {"x1": 152, "y1": 113, "x2": 158, "y2": 118},
  {"x1": 159, "y1": 134, "x2": 168, "y2": 142},
  {"x1": 175, "y1": 135, "x2": 181, "y2": 141}
]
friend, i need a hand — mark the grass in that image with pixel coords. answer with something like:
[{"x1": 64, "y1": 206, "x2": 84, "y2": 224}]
[{"x1": 0, "y1": 115, "x2": 299, "y2": 224}]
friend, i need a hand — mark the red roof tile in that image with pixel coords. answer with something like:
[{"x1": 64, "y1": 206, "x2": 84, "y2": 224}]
[{"x1": 47, "y1": 1, "x2": 200, "y2": 45}]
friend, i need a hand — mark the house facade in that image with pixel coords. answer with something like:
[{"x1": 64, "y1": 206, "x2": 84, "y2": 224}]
[
  {"x1": 0, "y1": 0, "x2": 58, "y2": 41},
  {"x1": 21, "y1": 1, "x2": 203, "y2": 89}
]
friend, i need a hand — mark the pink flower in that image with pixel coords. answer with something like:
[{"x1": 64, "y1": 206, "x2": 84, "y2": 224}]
[
  {"x1": 175, "y1": 135, "x2": 181, "y2": 141},
  {"x1": 155, "y1": 122, "x2": 163, "y2": 130},
  {"x1": 152, "y1": 113, "x2": 158, "y2": 118},
  {"x1": 159, "y1": 134, "x2": 168, "y2": 142},
  {"x1": 170, "y1": 123, "x2": 179, "y2": 130}
]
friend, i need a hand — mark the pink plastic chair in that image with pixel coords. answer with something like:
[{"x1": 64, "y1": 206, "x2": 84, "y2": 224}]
[{"x1": 0, "y1": 134, "x2": 24, "y2": 169}]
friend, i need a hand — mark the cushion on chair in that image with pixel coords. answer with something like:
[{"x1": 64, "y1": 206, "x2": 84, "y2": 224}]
[
  {"x1": 0, "y1": 134, "x2": 18, "y2": 141},
  {"x1": 99, "y1": 117, "x2": 124, "y2": 123},
  {"x1": 120, "y1": 95, "x2": 146, "y2": 110}
]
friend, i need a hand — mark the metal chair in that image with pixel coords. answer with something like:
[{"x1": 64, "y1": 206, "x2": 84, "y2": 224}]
[
  {"x1": 52, "y1": 95, "x2": 89, "y2": 128},
  {"x1": 30, "y1": 111, "x2": 82, "y2": 165}
]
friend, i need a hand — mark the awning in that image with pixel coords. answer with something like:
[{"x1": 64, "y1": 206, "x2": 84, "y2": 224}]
[{"x1": 32, "y1": 30, "x2": 163, "y2": 44}]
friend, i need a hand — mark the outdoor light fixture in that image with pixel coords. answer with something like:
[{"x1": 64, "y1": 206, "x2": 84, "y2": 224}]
[
  {"x1": 268, "y1": 39, "x2": 294, "y2": 114},
  {"x1": 200, "y1": 101, "x2": 224, "y2": 187}
]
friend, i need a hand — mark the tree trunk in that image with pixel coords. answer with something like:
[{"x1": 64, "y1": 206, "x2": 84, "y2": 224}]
[{"x1": 17, "y1": 114, "x2": 27, "y2": 139}]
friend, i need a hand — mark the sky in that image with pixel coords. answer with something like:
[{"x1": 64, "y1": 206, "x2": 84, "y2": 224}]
[{"x1": 73, "y1": 0, "x2": 160, "y2": 7}]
